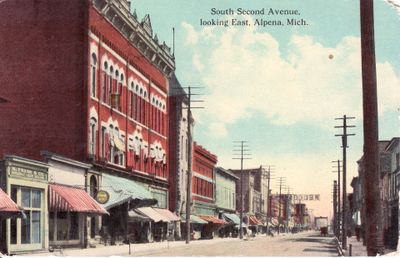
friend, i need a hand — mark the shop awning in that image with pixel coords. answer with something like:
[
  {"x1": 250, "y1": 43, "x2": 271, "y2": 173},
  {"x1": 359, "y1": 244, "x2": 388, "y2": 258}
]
[
  {"x1": 114, "y1": 137, "x2": 125, "y2": 151},
  {"x1": 270, "y1": 218, "x2": 279, "y2": 226},
  {"x1": 153, "y1": 208, "x2": 180, "y2": 222},
  {"x1": 222, "y1": 213, "x2": 241, "y2": 225},
  {"x1": 249, "y1": 215, "x2": 263, "y2": 226},
  {"x1": 199, "y1": 215, "x2": 227, "y2": 224},
  {"x1": 101, "y1": 174, "x2": 157, "y2": 210},
  {"x1": 181, "y1": 214, "x2": 208, "y2": 224},
  {"x1": 128, "y1": 209, "x2": 151, "y2": 222},
  {"x1": 49, "y1": 184, "x2": 108, "y2": 214},
  {"x1": 0, "y1": 188, "x2": 23, "y2": 218},
  {"x1": 136, "y1": 207, "x2": 169, "y2": 222}
]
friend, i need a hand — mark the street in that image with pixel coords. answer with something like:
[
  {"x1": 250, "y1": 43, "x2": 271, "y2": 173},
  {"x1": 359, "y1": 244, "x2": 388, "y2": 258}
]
[{"x1": 130, "y1": 231, "x2": 338, "y2": 257}]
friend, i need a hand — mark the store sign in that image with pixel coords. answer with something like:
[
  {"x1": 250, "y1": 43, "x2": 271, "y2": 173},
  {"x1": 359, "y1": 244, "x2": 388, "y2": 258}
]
[
  {"x1": 291, "y1": 194, "x2": 320, "y2": 201},
  {"x1": 96, "y1": 190, "x2": 110, "y2": 204}
]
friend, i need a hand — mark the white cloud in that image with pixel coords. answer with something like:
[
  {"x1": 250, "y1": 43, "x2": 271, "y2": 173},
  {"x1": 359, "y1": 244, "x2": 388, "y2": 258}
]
[{"x1": 182, "y1": 20, "x2": 400, "y2": 138}]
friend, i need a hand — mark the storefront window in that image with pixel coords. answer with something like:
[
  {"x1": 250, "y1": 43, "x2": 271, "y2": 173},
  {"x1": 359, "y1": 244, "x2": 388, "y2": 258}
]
[
  {"x1": 69, "y1": 213, "x2": 79, "y2": 240},
  {"x1": 11, "y1": 186, "x2": 43, "y2": 246},
  {"x1": 57, "y1": 212, "x2": 68, "y2": 240}
]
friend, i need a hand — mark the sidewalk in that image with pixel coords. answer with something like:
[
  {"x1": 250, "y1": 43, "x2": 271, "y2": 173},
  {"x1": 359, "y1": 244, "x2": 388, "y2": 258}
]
[
  {"x1": 20, "y1": 236, "x2": 257, "y2": 257},
  {"x1": 346, "y1": 236, "x2": 367, "y2": 256}
]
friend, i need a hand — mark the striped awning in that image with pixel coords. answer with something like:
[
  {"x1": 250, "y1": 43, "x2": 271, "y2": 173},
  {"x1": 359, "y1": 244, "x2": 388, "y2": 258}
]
[
  {"x1": 49, "y1": 184, "x2": 108, "y2": 215},
  {"x1": 153, "y1": 208, "x2": 180, "y2": 222},
  {"x1": 249, "y1": 215, "x2": 263, "y2": 225},
  {"x1": 0, "y1": 188, "x2": 22, "y2": 217},
  {"x1": 181, "y1": 214, "x2": 208, "y2": 224},
  {"x1": 199, "y1": 215, "x2": 227, "y2": 224},
  {"x1": 136, "y1": 207, "x2": 168, "y2": 222}
]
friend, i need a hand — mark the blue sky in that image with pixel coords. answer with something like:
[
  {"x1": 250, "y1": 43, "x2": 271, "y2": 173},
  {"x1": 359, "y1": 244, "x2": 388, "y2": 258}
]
[{"x1": 132, "y1": 0, "x2": 400, "y2": 217}]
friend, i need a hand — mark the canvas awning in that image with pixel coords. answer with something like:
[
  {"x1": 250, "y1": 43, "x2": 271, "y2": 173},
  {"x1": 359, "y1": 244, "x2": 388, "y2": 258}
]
[
  {"x1": 199, "y1": 215, "x2": 227, "y2": 224},
  {"x1": 0, "y1": 188, "x2": 23, "y2": 218},
  {"x1": 222, "y1": 213, "x2": 241, "y2": 225},
  {"x1": 101, "y1": 174, "x2": 157, "y2": 210},
  {"x1": 49, "y1": 184, "x2": 108, "y2": 215},
  {"x1": 114, "y1": 136, "x2": 125, "y2": 151},
  {"x1": 136, "y1": 207, "x2": 169, "y2": 222},
  {"x1": 153, "y1": 208, "x2": 180, "y2": 222},
  {"x1": 128, "y1": 209, "x2": 151, "y2": 222},
  {"x1": 181, "y1": 214, "x2": 208, "y2": 224},
  {"x1": 249, "y1": 215, "x2": 263, "y2": 226}
]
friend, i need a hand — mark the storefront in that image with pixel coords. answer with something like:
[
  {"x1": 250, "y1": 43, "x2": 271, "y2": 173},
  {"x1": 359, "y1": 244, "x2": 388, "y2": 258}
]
[
  {"x1": 180, "y1": 214, "x2": 207, "y2": 240},
  {"x1": 42, "y1": 152, "x2": 108, "y2": 248},
  {"x1": 0, "y1": 155, "x2": 49, "y2": 255},
  {"x1": 100, "y1": 173, "x2": 157, "y2": 244},
  {"x1": 0, "y1": 188, "x2": 24, "y2": 254},
  {"x1": 221, "y1": 213, "x2": 247, "y2": 238}
]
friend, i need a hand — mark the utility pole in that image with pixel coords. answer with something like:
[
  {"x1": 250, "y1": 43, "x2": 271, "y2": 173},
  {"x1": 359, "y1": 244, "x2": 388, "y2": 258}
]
[
  {"x1": 333, "y1": 180, "x2": 338, "y2": 237},
  {"x1": 180, "y1": 86, "x2": 204, "y2": 244},
  {"x1": 335, "y1": 115, "x2": 355, "y2": 250},
  {"x1": 233, "y1": 141, "x2": 251, "y2": 240},
  {"x1": 262, "y1": 165, "x2": 275, "y2": 236},
  {"x1": 276, "y1": 177, "x2": 286, "y2": 234},
  {"x1": 332, "y1": 160, "x2": 342, "y2": 239},
  {"x1": 360, "y1": 0, "x2": 384, "y2": 255},
  {"x1": 286, "y1": 186, "x2": 291, "y2": 233}
]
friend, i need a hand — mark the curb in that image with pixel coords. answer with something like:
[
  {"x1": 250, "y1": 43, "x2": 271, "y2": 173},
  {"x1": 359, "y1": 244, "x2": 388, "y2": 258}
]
[{"x1": 335, "y1": 237, "x2": 346, "y2": 256}]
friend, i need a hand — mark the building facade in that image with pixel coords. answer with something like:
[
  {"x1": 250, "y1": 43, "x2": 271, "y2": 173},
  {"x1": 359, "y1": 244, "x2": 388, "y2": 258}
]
[
  {"x1": 168, "y1": 74, "x2": 194, "y2": 239},
  {"x1": 0, "y1": 0, "x2": 177, "y2": 248}
]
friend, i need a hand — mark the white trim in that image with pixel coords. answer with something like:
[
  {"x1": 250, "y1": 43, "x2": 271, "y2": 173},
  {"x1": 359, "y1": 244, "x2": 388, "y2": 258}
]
[
  {"x1": 128, "y1": 64, "x2": 150, "y2": 84},
  {"x1": 150, "y1": 82, "x2": 167, "y2": 98},
  {"x1": 192, "y1": 193, "x2": 213, "y2": 201},
  {"x1": 193, "y1": 172, "x2": 214, "y2": 183},
  {"x1": 100, "y1": 39, "x2": 126, "y2": 65},
  {"x1": 88, "y1": 31, "x2": 100, "y2": 43}
]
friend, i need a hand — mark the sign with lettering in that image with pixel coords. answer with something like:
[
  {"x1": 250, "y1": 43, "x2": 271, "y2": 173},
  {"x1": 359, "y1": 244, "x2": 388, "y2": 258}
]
[
  {"x1": 96, "y1": 190, "x2": 110, "y2": 204},
  {"x1": 291, "y1": 194, "x2": 320, "y2": 201},
  {"x1": 9, "y1": 166, "x2": 48, "y2": 181}
]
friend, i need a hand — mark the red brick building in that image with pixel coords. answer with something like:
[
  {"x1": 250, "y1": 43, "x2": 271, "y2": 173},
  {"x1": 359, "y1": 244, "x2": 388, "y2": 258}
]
[
  {"x1": 0, "y1": 0, "x2": 175, "y2": 247},
  {"x1": 0, "y1": 0, "x2": 174, "y2": 194},
  {"x1": 191, "y1": 142, "x2": 218, "y2": 215}
]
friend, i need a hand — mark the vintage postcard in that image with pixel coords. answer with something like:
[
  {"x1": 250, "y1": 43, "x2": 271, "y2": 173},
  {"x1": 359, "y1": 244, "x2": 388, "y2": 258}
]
[{"x1": 0, "y1": 0, "x2": 399, "y2": 256}]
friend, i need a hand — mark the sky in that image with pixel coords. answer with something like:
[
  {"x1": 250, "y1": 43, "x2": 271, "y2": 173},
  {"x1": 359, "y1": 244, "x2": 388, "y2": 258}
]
[{"x1": 132, "y1": 0, "x2": 400, "y2": 218}]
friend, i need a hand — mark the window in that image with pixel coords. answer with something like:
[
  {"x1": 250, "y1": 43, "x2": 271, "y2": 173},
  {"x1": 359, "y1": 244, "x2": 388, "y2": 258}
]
[
  {"x1": 90, "y1": 53, "x2": 97, "y2": 98},
  {"x1": 396, "y1": 153, "x2": 400, "y2": 168},
  {"x1": 11, "y1": 186, "x2": 43, "y2": 245},
  {"x1": 101, "y1": 126, "x2": 106, "y2": 158},
  {"x1": 89, "y1": 117, "x2": 97, "y2": 155},
  {"x1": 108, "y1": 66, "x2": 113, "y2": 105},
  {"x1": 102, "y1": 62, "x2": 108, "y2": 103}
]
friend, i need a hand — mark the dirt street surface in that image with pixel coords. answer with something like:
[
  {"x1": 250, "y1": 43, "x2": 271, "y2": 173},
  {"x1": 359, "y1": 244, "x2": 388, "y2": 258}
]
[{"x1": 131, "y1": 231, "x2": 338, "y2": 257}]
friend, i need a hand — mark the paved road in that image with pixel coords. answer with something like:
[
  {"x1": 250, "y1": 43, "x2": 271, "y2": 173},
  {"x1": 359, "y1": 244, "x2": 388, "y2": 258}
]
[{"x1": 131, "y1": 231, "x2": 338, "y2": 257}]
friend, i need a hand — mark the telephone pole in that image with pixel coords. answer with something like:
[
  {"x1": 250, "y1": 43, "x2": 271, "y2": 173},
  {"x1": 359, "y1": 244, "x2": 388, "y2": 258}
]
[
  {"x1": 332, "y1": 160, "x2": 342, "y2": 239},
  {"x1": 335, "y1": 115, "x2": 355, "y2": 250},
  {"x1": 360, "y1": 0, "x2": 384, "y2": 255},
  {"x1": 181, "y1": 86, "x2": 204, "y2": 244},
  {"x1": 276, "y1": 177, "x2": 287, "y2": 234},
  {"x1": 262, "y1": 165, "x2": 275, "y2": 235},
  {"x1": 333, "y1": 180, "x2": 338, "y2": 237},
  {"x1": 233, "y1": 141, "x2": 251, "y2": 239}
]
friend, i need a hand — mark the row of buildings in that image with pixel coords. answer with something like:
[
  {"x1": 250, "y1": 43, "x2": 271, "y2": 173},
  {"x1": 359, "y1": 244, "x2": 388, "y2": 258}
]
[
  {"x1": 0, "y1": 0, "x2": 313, "y2": 254},
  {"x1": 350, "y1": 137, "x2": 400, "y2": 249}
]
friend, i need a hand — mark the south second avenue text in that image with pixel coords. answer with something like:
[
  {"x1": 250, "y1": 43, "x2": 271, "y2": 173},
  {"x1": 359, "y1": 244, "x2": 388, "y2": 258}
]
[{"x1": 200, "y1": 18, "x2": 308, "y2": 27}]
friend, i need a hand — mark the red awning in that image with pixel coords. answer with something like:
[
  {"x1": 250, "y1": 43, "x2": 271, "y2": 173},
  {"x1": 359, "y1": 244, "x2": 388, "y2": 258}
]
[
  {"x1": 199, "y1": 215, "x2": 227, "y2": 224},
  {"x1": 0, "y1": 188, "x2": 21, "y2": 216},
  {"x1": 49, "y1": 184, "x2": 108, "y2": 215},
  {"x1": 249, "y1": 215, "x2": 263, "y2": 225}
]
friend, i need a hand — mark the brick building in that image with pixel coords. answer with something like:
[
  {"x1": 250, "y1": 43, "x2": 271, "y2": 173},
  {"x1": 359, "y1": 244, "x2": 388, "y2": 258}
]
[{"x1": 0, "y1": 0, "x2": 177, "y2": 252}]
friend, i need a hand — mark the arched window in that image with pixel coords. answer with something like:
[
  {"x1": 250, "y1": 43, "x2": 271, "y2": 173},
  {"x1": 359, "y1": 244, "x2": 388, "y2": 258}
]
[
  {"x1": 102, "y1": 61, "x2": 108, "y2": 102},
  {"x1": 115, "y1": 70, "x2": 119, "y2": 94},
  {"x1": 90, "y1": 54, "x2": 97, "y2": 98},
  {"x1": 89, "y1": 175, "x2": 98, "y2": 197},
  {"x1": 89, "y1": 117, "x2": 97, "y2": 155},
  {"x1": 129, "y1": 82, "x2": 133, "y2": 118},
  {"x1": 108, "y1": 66, "x2": 114, "y2": 105}
]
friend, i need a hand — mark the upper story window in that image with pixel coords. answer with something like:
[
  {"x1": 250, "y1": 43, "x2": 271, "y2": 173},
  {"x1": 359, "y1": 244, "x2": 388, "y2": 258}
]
[
  {"x1": 89, "y1": 117, "x2": 97, "y2": 155},
  {"x1": 102, "y1": 61, "x2": 108, "y2": 103},
  {"x1": 108, "y1": 66, "x2": 114, "y2": 105},
  {"x1": 90, "y1": 54, "x2": 97, "y2": 98}
]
